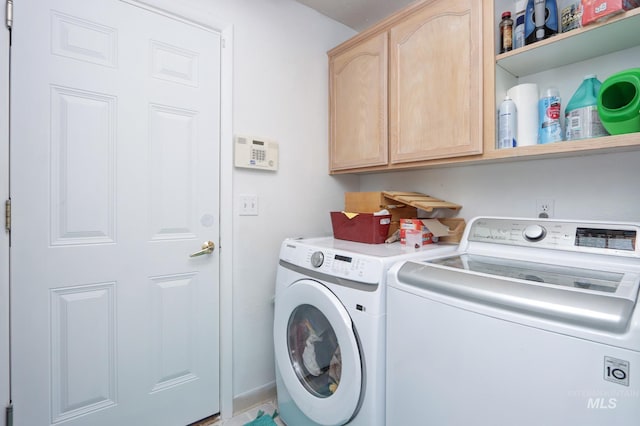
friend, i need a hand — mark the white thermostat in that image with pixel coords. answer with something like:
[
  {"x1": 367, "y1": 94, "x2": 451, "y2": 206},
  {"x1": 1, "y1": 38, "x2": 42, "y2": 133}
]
[{"x1": 234, "y1": 135, "x2": 279, "y2": 171}]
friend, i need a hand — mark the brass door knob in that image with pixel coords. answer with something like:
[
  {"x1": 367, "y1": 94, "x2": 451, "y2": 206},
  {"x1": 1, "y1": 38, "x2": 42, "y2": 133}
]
[{"x1": 189, "y1": 241, "x2": 215, "y2": 257}]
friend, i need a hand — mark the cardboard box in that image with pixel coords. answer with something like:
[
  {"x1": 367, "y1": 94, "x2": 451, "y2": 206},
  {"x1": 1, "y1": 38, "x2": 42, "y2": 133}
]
[
  {"x1": 436, "y1": 218, "x2": 466, "y2": 243},
  {"x1": 330, "y1": 212, "x2": 392, "y2": 244},
  {"x1": 345, "y1": 192, "x2": 417, "y2": 237},
  {"x1": 582, "y1": 0, "x2": 639, "y2": 26},
  {"x1": 400, "y1": 218, "x2": 454, "y2": 247}
]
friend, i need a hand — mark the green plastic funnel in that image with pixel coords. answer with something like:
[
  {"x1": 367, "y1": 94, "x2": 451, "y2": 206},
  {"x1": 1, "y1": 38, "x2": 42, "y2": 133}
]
[{"x1": 597, "y1": 68, "x2": 640, "y2": 135}]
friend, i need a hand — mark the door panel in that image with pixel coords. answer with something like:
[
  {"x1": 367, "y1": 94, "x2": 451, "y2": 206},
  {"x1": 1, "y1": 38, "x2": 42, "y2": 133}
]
[
  {"x1": 50, "y1": 86, "x2": 116, "y2": 245},
  {"x1": 10, "y1": 1, "x2": 221, "y2": 425},
  {"x1": 50, "y1": 283, "x2": 117, "y2": 423}
]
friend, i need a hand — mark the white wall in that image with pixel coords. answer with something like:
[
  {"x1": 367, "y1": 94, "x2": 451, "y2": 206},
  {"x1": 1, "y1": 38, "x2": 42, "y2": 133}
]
[
  {"x1": 360, "y1": 150, "x2": 640, "y2": 222},
  {"x1": 222, "y1": 1, "x2": 358, "y2": 403}
]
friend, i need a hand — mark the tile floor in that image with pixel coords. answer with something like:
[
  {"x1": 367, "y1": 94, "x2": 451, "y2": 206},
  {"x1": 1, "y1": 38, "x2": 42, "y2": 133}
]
[{"x1": 195, "y1": 399, "x2": 285, "y2": 426}]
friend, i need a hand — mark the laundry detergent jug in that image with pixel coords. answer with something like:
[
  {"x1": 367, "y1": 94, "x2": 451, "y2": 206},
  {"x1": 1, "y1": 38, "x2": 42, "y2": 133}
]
[{"x1": 565, "y1": 75, "x2": 608, "y2": 141}]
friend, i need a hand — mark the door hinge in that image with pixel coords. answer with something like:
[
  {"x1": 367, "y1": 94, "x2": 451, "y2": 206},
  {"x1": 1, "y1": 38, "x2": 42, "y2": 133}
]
[
  {"x1": 5, "y1": 403, "x2": 13, "y2": 426},
  {"x1": 5, "y1": 199, "x2": 10, "y2": 232},
  {"x1": 5, "y1": 0, "x2": 13, "y2": 30}
]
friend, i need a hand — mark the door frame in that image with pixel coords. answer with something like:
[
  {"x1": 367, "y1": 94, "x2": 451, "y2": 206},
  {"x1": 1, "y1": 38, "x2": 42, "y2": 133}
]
[
  {"x1": 1, "y1": 7, "x2": 10, "y2": 426},
  {"x1": 0, "y1": 0, "x2": 235, "y2": 422}
]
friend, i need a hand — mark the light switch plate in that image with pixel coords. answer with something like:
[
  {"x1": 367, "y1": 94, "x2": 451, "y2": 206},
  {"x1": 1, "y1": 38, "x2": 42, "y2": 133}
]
[{"x1": 239, "y1": 194, "x2": 258, "y2": 216}]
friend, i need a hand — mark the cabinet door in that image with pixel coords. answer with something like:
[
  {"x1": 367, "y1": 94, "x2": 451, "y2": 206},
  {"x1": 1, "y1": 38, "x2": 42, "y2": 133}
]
[
  {"x1": 329, "y1": 33, "x2": 388, "y2": 171},
  {"x1": 389, "y1": 0, "x2": 483, "y2": 163}
]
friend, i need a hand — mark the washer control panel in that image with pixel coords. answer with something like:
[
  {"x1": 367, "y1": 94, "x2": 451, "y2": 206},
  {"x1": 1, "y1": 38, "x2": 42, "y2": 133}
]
[
  {"x1": 468, "y1": 218, "x2": 639, "y2": 257},
  {"x1": 305, "y1": 249, "x2": 382, "y2": 284},
  {"x1": 279, "y1": 241, "x2": 384, "y2": 284}
]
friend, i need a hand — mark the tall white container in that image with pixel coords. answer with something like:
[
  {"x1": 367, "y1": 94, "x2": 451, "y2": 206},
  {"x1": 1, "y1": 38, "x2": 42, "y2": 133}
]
[
  {"x1": 498, "y1": 95, "x2": 518, "y2": 149},
  {"x1": 507, "y1": 83, "x2": 539, "y2": 146}
]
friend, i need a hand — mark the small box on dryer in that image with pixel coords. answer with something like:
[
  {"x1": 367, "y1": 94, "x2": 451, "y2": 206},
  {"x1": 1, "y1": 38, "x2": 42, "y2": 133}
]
[{"x1": 400, "y1": 219, "x2": 452, "y2": 247}]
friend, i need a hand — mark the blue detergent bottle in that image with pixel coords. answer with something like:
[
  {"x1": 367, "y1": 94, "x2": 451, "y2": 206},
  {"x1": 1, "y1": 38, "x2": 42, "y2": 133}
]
[
  {"x1": 525, "y1": 0, "x2": 559, "y2": 45},
  {"x1": 538, "y1": 86, "x2": 562, "y2": 144},
  {"x1": 564, "y1": 74, "x2": 609, "y2": 141}
]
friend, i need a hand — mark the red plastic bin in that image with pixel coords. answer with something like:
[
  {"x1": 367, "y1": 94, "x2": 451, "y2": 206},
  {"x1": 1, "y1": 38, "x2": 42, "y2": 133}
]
[{"x1": 330, "y1": 212, "x2": 392, "y2": 244}]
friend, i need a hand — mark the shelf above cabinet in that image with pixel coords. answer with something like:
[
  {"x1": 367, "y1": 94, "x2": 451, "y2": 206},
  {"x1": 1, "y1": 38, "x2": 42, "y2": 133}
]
[
  {"x1": 496, "y1": 8, "x2": 640, "y2": 77},
  {"x1": 483, "y1": 132, "x2": 640, "y2": 160}
]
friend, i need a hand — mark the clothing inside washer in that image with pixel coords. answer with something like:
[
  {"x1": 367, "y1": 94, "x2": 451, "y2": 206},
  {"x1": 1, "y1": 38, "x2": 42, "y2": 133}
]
[{"x1": 287, "y1": 304, "x2": 342, "y2": 397}]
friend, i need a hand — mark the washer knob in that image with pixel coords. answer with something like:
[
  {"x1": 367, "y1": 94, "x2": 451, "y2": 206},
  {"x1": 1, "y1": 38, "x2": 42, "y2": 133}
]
[
  {"x1": 523, "y1": 224, "x2": 546, "y2": 241},
  {"x1": 310, "y1": 251, "x2": 324, "y2": 268}
]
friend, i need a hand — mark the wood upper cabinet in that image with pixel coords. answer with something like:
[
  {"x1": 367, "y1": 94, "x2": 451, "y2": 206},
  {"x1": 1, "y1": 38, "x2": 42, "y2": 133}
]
[
  {"x1": 389, "y1": 0, "x2": 483, "y2": 163},
  {"x1": 329, "y1": 33, "x2": 388, "y2": 171},
  {"x1": 328, "y1": 0, "x2": 484, "y2": 173}
]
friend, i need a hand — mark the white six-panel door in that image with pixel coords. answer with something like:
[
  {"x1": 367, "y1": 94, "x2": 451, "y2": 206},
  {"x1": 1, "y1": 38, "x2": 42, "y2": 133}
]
[{"x1": 10, "y1": 1, "x2": 221, "y2": 424}]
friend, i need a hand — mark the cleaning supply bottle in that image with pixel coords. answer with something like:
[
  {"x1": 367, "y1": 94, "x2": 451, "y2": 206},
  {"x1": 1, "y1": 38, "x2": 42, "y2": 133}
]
[
  {"x1": 525, "y1": 0, "x2": 559, "y2": 45},
  {"x1": 498, "y1": 94, "x2": 517, "y2": 148},
  {"x1": 514, "y1": 0, "x2": 527, "y2": 49},
  {"x1": 538, "y1": 86, "x2": 562, "y2": 144},
  {"x1": 565, "y1": 75, "x2": 608, "y2": 141}
]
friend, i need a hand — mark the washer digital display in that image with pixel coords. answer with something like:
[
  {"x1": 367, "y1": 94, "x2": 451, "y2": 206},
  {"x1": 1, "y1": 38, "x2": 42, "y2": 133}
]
[
  {"x1": 334, "y1": 254, "x2": 352, "y2": 263},
  {"x1": 575, "y1": 228, "x2": 636, "y2": 251}
]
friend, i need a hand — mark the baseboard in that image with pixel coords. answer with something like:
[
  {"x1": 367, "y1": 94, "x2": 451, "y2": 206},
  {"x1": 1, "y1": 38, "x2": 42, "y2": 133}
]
[{"x1": 232, "y1": 381, "x2": 277, "y2": 416}]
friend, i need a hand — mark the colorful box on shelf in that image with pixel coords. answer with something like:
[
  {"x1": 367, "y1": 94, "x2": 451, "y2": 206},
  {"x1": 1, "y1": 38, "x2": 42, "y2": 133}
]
[
  {"x1": 581, "y1": 0, "x2": 640, "y2": 26},
  {"x1": 330, "y1": 211, "x2": 392, "y2": 244}
]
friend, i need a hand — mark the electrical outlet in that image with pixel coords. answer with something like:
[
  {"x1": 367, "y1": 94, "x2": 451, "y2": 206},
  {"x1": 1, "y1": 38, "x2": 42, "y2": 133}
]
[
  {"x1": 239, "y1": 194, "x2": 258, "y2": 216},
  {"x1": 536, "y1": 199, "x2": 554, "y2": 218}
]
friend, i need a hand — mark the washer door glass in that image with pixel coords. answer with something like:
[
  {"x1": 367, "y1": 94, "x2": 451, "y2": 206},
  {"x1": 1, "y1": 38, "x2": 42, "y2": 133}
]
[
  {"x1": 288, "y1": 304, "x2": 341, "y2": 398},
  {"x1": 274, "y1": 279, "x2": 362, "y2": 426}
]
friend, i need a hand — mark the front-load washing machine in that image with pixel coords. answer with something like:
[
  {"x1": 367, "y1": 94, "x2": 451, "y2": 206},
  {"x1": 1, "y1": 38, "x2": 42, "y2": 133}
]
[{"x1": 273, "y1": 237, "x2": 457, "y2": 426}]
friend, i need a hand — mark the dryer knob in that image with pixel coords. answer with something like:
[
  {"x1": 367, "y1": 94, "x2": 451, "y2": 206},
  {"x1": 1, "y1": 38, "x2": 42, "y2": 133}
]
[
  {"x1": 523, "y1": 224, "x2": 546, "y2": 241},
  {"x1": 310, "y1": 251, "x2": 324, "y2": 268}
]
